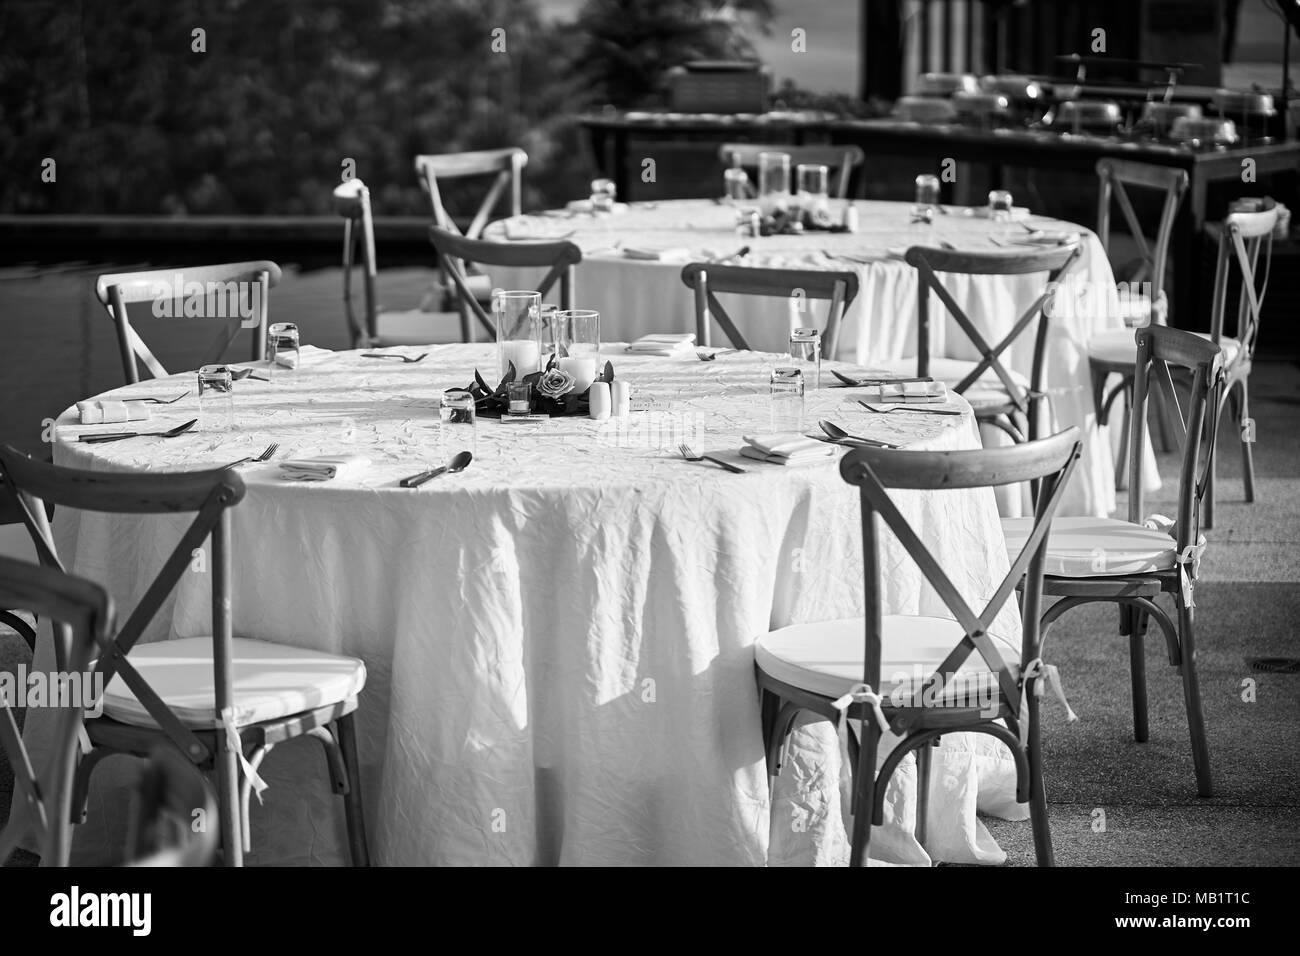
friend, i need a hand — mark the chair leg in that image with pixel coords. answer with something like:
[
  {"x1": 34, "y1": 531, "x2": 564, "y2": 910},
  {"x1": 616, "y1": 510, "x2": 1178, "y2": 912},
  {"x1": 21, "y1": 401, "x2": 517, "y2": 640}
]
[
  {"x1": 1129, "y1": 623, "x2": 1150, "y2": 744},
  {"x1": 1025, "y1": 690, "x2": 1055, "y2": 866},
  {"x1": 336, "y1": 713, "x2": 371, "y2": 867},
  {"x1": 1238, "y1": 379, "x2": 1256, "y2": 504},
  {"x1": 215, "y1": 742, "x2": 243, "y2": 867},
  {"x1": 914, "y1": 741, "x2": 933, "y2": 850},
  {"x1": 848, "y1": 721, "x2": 881, "y2": 868},
  {"x1": 1114, "y1": 398, "x2": 1132, "y2": 491},
  {"x1": 759, "y1": 688, "x2": 780, "y2": 776},
  {"x1": 1176, "y1": 599, "x2": 1214, "y2": 798}
]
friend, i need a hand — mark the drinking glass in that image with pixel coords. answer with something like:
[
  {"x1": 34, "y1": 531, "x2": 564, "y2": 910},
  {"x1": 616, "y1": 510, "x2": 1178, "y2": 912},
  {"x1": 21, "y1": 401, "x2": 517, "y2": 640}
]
[
  {"x1": 197, "y1": 364, "x2": 234, "y2": 432},
  {"x1": 723, "y1": 166, "x2": 751, "y2": 203},
  {"x1": 590, "y1": 178, "x2": 617, "y2": 213},
  {"x1": 268, "y1": 322, "x2": 300, "y2": 380},
  {"x1": 493, "y1": 290, "x2": 542, "y2": 380},
  {"x1": 507, "y1": 382, "x2": 533, "y2": 417},
  {"x1": 757, "y1": 152, "x2": 791, "y2": 216},
  {"x1": 795, "y1": 164, "x2": 829, "y2": 221},
  {"x1": 769, "y1": 365, "x2": 805, "y2": 431},
  {"x1": 914, "y1": 174, "x2": 941, "y2": 222},
  {"x1": 555, "y1": 309, "x2": 600, "y2": 393},
  {"x1": 988, "y1": 189, "x2": 1014, "y2": 222},
  {"x1": 788, "y1": 328, "x2": 822, "y2": 389},
  {"x1": 440, "y1": 389, "x2": 477, "y2": 455}
]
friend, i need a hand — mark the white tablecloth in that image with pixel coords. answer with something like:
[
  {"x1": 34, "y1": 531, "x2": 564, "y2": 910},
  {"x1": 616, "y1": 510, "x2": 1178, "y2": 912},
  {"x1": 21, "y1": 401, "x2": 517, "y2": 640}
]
[
  {"x1": 487, "y1": 199, "x2": 1132, "y2": 517},
  {"x1": 34, "y1": 345, "x2": 1035, "y2": 866}
]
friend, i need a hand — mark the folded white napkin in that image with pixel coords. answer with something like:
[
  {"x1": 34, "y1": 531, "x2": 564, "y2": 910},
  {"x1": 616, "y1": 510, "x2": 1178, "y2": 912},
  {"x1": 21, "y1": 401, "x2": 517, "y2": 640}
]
[
  {"x1": 741, "y1": 433, "x2": 837, "y2": 465},
  {"x1": 566, "y1": 199, "x2": 628, "y2": 215},
  {"x1": 502, "y1": 217, "x2": 573, "y2": 241},
  {"x1": 861, "y1": 381, "x2": 949, "y2": 403},
  {"x1": 626, "y1": 332, "x2": 696, "y2": 355},
  {"x1": 77, "y1": 400, "x2": 150, "y2": 425},
  {"x1": 277, "y1": 454, "x2": 371, "y2": 482},
  {"x1": 622, "y1": 246, "x2": 693, "y2": 263}
]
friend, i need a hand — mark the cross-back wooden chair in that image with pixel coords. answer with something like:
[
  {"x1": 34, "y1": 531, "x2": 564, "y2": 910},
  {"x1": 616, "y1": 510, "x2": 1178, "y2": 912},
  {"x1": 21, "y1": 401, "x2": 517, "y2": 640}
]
[
  {"x1": 1088, "y1": 160, "x2": 1189, "y2": 476},
  {"x1": 900, "y1": 244, "x2": 1082, "y2": 446},
  {"x1": 1201, "y1": 206, "x2": 1277, "y2": 530},
  {"x1": 0, "y1": 486, "x2": 54, "y2": 651},
  {"x1": 0, "y1": 448, "x2": 370, "y2": 866},
  {"x1": 1002, "y1": 326, "x2": 1226, "y2": 797},
  {"x1": 95, "y1": 263, "x2": 282, "y2": 385},
  {"x1": 415, "y1": 148, "x2": 527, "y2": 240},
  {"x1": 333, "y1": 179, "x2": 466, "y2": 349},
  {"x1": 717, "y1": 143, "x2": 866, "y2": 200},
  {"x1": 679, "y1": 264, "x2": 859, "y2": 358},
  {"x1": 0, "y1": 556, "x2": 112, "y2": 867},
  {"x1": 755, "y1": 429, "x2": 1082, "y2": 866},
  {"x1": 429, "y1": 225, "x2": 581, "y2": 342},
  {"x1": 123, "y1": 746, "x2": 218, "y2": 867}
]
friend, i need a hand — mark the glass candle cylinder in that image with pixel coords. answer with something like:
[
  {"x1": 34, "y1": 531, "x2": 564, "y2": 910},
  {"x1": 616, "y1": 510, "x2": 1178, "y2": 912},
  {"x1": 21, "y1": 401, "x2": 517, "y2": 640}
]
[
  {"x1": 757, "y1": 152, "x2": 791, "y2": 216},
  {"x1": 494, "y1": 290, "x2": 542, "y2": 380}
]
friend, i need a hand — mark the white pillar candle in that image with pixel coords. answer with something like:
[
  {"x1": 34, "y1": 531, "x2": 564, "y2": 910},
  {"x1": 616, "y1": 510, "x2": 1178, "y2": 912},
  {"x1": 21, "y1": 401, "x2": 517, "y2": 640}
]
[
  {"x1": 502, "y1": 339, "x2": 540, "y2": 377},
  {"x1": 588, "y1": 382, "x2": 611, "y2": 420},
  {"x1": 611, "y1": 380, "x2": 631, "y2": 417},
  {"x1": 558, "y1": 356, "x2": 598, "y2": 393}
]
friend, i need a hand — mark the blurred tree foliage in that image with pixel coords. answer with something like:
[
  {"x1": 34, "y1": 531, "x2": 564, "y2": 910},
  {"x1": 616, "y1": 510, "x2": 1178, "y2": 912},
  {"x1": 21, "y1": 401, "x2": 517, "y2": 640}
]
[{"x1": 0, "y1": 0, "x2": 774, "y2": 217}]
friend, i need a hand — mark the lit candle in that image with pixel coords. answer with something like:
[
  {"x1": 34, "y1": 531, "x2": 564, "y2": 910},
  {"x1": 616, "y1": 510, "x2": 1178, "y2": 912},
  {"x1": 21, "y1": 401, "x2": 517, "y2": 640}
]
[
  {"x1": 502, "y1": 339, "x2": 540, "y2": 377},
  {"x1": 558, "y1": 356, "x2": 598, "y2": 393}
]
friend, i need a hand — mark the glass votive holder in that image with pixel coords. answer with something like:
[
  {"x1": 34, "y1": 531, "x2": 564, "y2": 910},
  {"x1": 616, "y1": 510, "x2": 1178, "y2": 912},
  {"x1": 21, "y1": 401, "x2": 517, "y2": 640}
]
[
  {"x1": 988, "y1": 189, "x2": 1014, "y2": 222},
  {"x1": 795, "y1": 164, "x2": 829, "y2": 221},
  {"x1": 788, "y1": 328, "x2": 822, "y2": 389},
  {"x1": 723, "y1": 166, "x2": 751, "y2": 203},
  {"x1": 507, "y1": 382, "x2": 533, "y2": 417},
  {"x1": 197, "y1": 364, "x2": 235, "y2": 432},
  {"x1": 757, "y1": 152, "x2": 791, "y2": 216},
  {"x1": 914, "y1": 174, "x2": 940, "y2": 222},
  {"x1": 268, "y1": 322, "x2": 300, "y2": 380},
  {"x1": 769, "y1": 366, "x2": 806, "y2": 431},
  {"x1": 590, "y1": 178, "x2": 617, "y2": 212}
]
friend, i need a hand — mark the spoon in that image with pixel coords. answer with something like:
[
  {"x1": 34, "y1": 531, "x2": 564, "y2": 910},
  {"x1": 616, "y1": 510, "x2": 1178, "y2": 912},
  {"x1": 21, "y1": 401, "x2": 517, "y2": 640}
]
[
  {"x1": 81, "y1": 419, "x2": 198, "y2": 443},
  {"x1": 401, "y1": 450, "x2": 473, "y2": 488},
  {"x1": 231, "y1": 367, "x2": 270, "y2": 382},
  {"x1": 817, "y1": 420, "x2": 896, "y2": 449}
]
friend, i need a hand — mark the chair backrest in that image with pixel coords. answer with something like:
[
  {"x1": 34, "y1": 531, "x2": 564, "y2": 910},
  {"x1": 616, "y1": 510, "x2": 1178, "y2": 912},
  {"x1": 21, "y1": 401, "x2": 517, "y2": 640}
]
[
  {"x1": 123, "y1": 747, "x2": 219, "y2": 867},
  {"x1": 428, "y1": 225, "x2": 581, "y2": 342},
  {"x1": 1095, "y1": 159, "x2": 1188, "y2": 321},
  {"x1": 1207, "y1": 207, "x2": 1278, "y2": 367},
  {"x1": 839, "y1": 429, "x2": 1082, "y2": 721},
  {"x1": 0, "y1": 447, "x2": 246, "y2": 778},
  {"x1": 904, "y1": 244, "x2": 1082, "y2": 415},
  {"x1": 0, "y1": 556, "x2": 112, "y2": 866},
  {"x1": 334, "y1": 179, "x2": 380, "y2": 348},
  {"x1": 95, "y1": 262, "x2": 283, "y2": 385},
  {"x1": 679, "y1": 263, "x2": 860, "y2": 357},
  {"x1": 1129, "y1": 326, "x2": 1227, "y2": 552},
  {"x1": 718, "y1": 143, "x2": 866, "y2": 199},
  {"x1": 415, "y1": 148, "x2": 527, "y2": 240}
]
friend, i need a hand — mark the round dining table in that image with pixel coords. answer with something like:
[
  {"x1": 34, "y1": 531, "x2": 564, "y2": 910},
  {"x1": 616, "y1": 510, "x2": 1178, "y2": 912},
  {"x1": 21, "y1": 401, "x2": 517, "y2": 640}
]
[
  {"x1": 30, "y1": 343, "x2": 1040, "y2": 866},
  {"x1": 486, "y1": 198, "x2": 1140, "y2": 518}
]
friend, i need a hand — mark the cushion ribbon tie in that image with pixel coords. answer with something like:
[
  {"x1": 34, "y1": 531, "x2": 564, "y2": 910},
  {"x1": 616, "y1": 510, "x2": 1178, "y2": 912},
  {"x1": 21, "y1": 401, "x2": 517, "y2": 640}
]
[
  {"x1": 1019, "y1": 658, "x2": 1078, "y2": 747},
  {"x1": 221, "y1": 706, "x2": 268, "y2": 803},
  {"x1": 831, "y1": 683, "x2": 891, "y2": 734}
]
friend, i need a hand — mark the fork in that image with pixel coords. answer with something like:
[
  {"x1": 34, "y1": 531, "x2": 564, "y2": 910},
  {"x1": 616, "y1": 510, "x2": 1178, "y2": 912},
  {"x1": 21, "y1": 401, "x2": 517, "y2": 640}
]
[
  {"x1": 696, "y1": 348, "x2": 740, "y2": 361},
  {"x1": 678, "y1": 443, "x2": 746, "y2": 473},
  {"x1": 362, "y1": 352, "x2": 428, "y2": 364},
  {"x1": 859, "y1": 402, "x2": 963, "y2": 417},
  {"x1": 131, "y1": 390, "x2": 190, "y2": 405},
  {"x1": 228, "y1": 442, "x2": 279, "y2": 467}
]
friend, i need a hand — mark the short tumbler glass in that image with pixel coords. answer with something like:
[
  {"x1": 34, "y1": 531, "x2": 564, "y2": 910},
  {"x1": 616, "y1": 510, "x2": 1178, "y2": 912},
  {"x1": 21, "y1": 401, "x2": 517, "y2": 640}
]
[
  {"x1": 268, "y1": 322, "x2": 300, "y2": 380},
  {"x1": 198, "y1": 364, "x2": 235, "y2": 432}
]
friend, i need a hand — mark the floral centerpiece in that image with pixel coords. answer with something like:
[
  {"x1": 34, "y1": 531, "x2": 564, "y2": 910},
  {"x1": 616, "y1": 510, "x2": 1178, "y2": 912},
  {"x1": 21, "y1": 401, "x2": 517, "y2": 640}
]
[
  {"x1": 759, "y1": 206, "x2": 846, "y2": 236},
  {"x1": 462, "y1": 354, "x2": 616, "y2": 418}
]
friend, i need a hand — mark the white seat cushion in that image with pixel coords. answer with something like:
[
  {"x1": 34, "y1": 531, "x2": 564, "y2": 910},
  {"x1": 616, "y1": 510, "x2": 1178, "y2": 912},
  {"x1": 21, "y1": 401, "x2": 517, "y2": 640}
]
[
  {"x1": 1001, "y1": 516, "x2": 1177, "y2": 577},
  {"x1": 876, "y1": 357, "x2": 1028, "y2": 408},
  {"x1": 755, "y1": 616, "x2": 1019, "y2": 709},
  {"x1": 100, "y1": 637, "x2": 366, "y2": 730},
  {"x1": 1192, "y1": 332, "x2": 1241, "y2": 364},
  {"x1": 1087, "y1": 328, "x2": 1140, "y2": 365},
  {"x1": 1116, "y1": 292, "x2": 1154, "y2": 326}
]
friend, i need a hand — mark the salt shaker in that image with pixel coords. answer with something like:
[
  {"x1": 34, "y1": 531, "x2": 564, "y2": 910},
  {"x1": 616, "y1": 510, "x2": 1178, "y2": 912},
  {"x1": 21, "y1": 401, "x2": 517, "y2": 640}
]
[
  {"x1": 588, "y1": 382, "x2": 612, "y2": 420},
  {"x1": 611, "y1": 380, "x2": 631, "y2": 417}
]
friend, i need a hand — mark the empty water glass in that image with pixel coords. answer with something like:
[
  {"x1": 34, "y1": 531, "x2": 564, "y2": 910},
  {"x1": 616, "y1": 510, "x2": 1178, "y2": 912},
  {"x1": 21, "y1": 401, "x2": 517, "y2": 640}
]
[
  {"x1": 988, "y1": 189, "x2": 1014, "y2": 222},
  {"x1": 197, "y1": 364, "x2": 234, "y2": 432},
  {"x1": 440, "y1": 389, "x2": 477, "y2": 455},
  {"x1": 268, "y1": 322, "x2": 300, "y2": 380},
  {"x1": 795, "y1": 164, "x2": 829, "y2": 221},
  {"x1": 914, "y1": 174, "x2": 941, "y2": 222},
  {"x1": 590, "y1": 178, "x2": 617, "y2": 213},
  {"x1": 770, "y1": 365, "x2": 805, "y2": 431},
  {"x1": 757, "y1": 152, "x2": 791, "y2": 216},
  {"x1": 788, "y1": 328, "x2": 822, "y2": 389},
  {"x1": 723, "y1": 166, "x2": 751, "y2": 203}
]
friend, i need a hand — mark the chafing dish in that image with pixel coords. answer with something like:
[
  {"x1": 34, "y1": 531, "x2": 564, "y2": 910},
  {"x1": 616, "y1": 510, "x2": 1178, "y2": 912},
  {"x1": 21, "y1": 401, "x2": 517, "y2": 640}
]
[
  {"x1": 1170, "y1": 116, "x2": 1239, "y2": 147},
  {"x1": 892, "y1": 95, "x2": 958, "y2": 123},
  {"x1": 1044, "y1": 99, "x2": 1122, "y2": 134},
  {"x1": 1136, "y1": 101, "x2": 1202, "y2": 138},
  {"x1": 914, "y1": 72, "x2": 979, "y2": 97},
  {"x1": 979, "y1": 74, "x2": 1046, "y2": 102},
  {"x1": 1212, "y1": 89, "x2": 1276, "y2": 117},
  {"x1": 952, "y1": 91, "x2": 1011, "y2": 126}
]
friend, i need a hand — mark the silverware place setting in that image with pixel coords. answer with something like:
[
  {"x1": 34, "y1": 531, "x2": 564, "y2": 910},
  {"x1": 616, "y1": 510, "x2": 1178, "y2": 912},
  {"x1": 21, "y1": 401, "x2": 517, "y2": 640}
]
[
  {"x1": 228, "y1": 443, "x2": 280, "y2": 467},
  {"x1": 80, "y1": 418, "x2": 198, "y2": 443},
  {"x1": 858, "y1": 401, "x2": 964, "y2": 417},
  {"x1": 696, "y1": 348, "x2": 741, "y2": 362},
  {"x1": 127, "y1": 390, "x2": 190, "y2": 405},
  {"x1": 401, "y1": 450, "x2": 472, "y2": 488},
  {"x1": 816, "y1": 420, "x2": 898, "y2": 449},
  {"x1": 363, "y1": 352, "x2": 429, "y2": 364},
  {"x1": 831, "y1": 369, "x2": 933, "y2": 388},
  {"x1": 230, "y1": 367, "x2": 270, "y2": 382},
  {"x1": 677, "y1": 443, "x2": 746, "y2": 473}
]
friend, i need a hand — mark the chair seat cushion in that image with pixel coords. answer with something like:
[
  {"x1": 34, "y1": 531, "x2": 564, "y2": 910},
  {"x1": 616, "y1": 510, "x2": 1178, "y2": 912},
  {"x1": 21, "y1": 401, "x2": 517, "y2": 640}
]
[
  {"x1": 876, "y1": 357, "x2": 1028, "y2": 408},
  {"x1": 1191, "y1": 332, "x2": 1241, "y2": 364},
  {"x1": 1116, "y1": 291, "x2": 1165, "y2": 327},
  {"x1": 1001, "y1": 516, "x2": 1176, "y2": 577},
  {"x1": 755, "y1": 615, "x2": 1019, "y2": 708},
  {"x1": 100, "y1": 637, "x2": 366, "y2": 730},
  {"x1": 1087, "y1": 328, "x2": 1140, "y2": 365}
]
